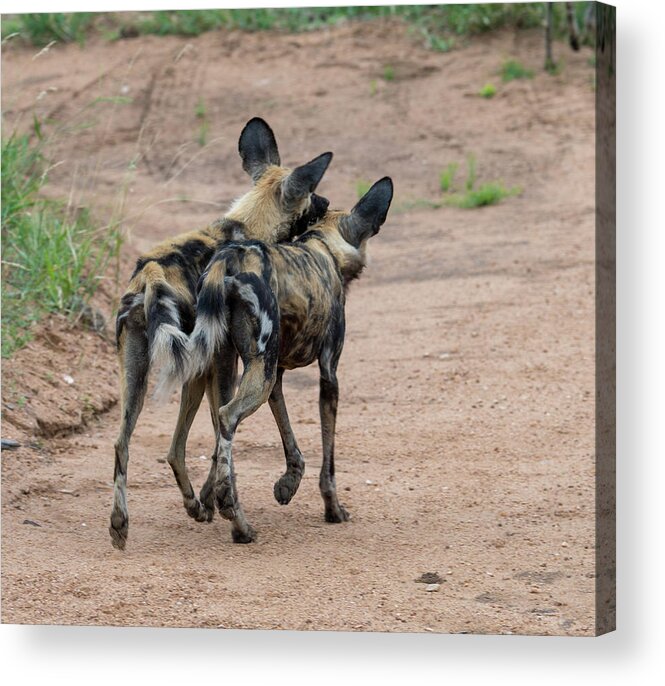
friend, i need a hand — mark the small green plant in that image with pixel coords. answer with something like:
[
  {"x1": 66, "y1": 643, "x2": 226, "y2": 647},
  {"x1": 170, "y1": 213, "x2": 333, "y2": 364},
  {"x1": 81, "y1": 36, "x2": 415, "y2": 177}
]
[
  {"x1": 439, "y1": 163, "x2": 459, "y2": 192},
  {"x1": 355, "y1": 180, "x2": 372, "y2": 199},
  {"x1": 194, "y1": 98, "x2": 207, "y2": 119},
  {"x1": 369, "y1": 79, "x2": 378, "y2": 97},
  {"x1": 501, "y1": 59, "x2": 534, "y2": 82},
  {"x1": 446, "y1": 183, "x2": 521, "y2": 209},
  {"x1": 479, "y1": 83, "x2": 497, "y2": 98},
  {"x1": 197, "y1": 121, "x2": 209, "y2": 147},
  {"x1": 382, "y1": 65, "x2": 395, "y2": 82},
  {"x1": 465, "y1": 153, "x2": 477, "y2": 191},
  {"x1": 194, "y1": 98, "x2": 208, "y2": 146},
  {"x1": 437, "y1": 153, "x2": 520, "y2": 210}
]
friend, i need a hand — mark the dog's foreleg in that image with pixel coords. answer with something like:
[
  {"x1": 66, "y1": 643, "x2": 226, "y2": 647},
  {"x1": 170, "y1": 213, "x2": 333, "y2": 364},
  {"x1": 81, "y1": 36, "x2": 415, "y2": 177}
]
[
  {"x1": 318, "y1": 354, "x2": 349, "y2": 523},
  {"x1": 269, "y1": 369, "x2": 305, "y2": 505}
]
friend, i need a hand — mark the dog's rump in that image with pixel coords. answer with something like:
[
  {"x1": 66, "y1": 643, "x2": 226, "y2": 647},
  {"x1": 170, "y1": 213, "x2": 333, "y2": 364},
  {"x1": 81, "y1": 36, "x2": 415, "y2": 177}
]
[{"x1": 184, "y1": 251, "x2": 280, "y2": 381}]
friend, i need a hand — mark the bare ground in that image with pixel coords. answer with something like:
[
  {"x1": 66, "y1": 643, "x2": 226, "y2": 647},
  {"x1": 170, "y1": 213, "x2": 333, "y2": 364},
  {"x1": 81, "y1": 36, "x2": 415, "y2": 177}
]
[{"x1": 1, "y1": 21, "x2": 599, "y2": 635}]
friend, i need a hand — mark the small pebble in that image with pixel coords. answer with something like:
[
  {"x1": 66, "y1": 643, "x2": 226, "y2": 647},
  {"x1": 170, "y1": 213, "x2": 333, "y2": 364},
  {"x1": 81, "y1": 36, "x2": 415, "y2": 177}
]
[{"x1": 425, "y1": 584, "x2": 440, "y2": 592}]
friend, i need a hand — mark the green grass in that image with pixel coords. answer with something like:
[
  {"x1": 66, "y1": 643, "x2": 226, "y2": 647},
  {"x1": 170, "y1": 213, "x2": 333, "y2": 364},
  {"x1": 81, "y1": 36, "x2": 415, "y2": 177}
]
[
  {"x1": 500, "y1": 59, "x2": 534, "y2": 82},
  {"x1": 1, "y1": 132, "x2": 122, "y2": 357},
  {"x1": 438, "y1": 154, "x2": 520, "y2": 209},
  {"x1": 382, "y1": 65, "x2": 395, "y2": 82},
  {"x1": 465, "y1": 153, "x2": 477, "y2": 191},
  {"x1": 3, "y1": 4, "x2": 575, "y2": 49},
  {"x1": 195, "y1": 99, "x2": 208, "y2": 146},
  {"x1": 197, "y1": 120, "x2": 209, "y2": 147},
  {"x1": 439, "y1": 163, "x2": 459, "y2": 192},
  {"x1": 479, "y1": 83, "x2": 497, "y2": 98},
  {"x1": 194, "y1": 98, "x2": 206, "y2": 120},
  {"x1": 1, "y1": 12, "x2": 94, "y2": 46},
  {"x1": 445, "y1": 182, "x2": 521, "y2": 208}
]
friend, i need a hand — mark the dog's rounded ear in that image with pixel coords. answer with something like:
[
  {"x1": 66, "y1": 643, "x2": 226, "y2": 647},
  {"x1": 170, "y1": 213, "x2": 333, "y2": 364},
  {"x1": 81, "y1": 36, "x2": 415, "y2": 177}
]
[
  {"x1": 238, "y1": 118, "x2": 281, "y2": 182},
  {"x1": 342, "y1": 177, "x2": 393, "y2": 247},
  {"x1": 282, "y1": 152, "x2": 333, "y2": 205}
]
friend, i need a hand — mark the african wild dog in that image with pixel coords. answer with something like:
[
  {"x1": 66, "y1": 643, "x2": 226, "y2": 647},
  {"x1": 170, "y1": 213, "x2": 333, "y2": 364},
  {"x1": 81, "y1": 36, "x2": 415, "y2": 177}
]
[
  {"x1": 110, "y1": 117, "x2": 333, "y2": 550},
  {"x1": 169, "y1": 177, "x2": 393, "y2": 543}
]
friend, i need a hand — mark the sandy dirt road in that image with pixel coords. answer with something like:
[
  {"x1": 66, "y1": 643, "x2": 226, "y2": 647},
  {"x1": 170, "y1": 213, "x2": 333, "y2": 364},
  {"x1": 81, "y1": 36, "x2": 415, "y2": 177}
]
[{"x1": 1, "y1": 21, "x2": 602, "y2": 635}]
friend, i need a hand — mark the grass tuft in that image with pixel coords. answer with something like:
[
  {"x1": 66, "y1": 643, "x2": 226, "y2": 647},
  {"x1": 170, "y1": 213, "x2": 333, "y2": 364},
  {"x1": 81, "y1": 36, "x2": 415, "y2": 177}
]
[
  {"x1": 3, "y1": 4, "x2": 575, "y2": 50},
  {"x1": 439, "y1": 163, "x2": 459, "y2": 192},
  {"x1": 1, "y1": 133, "x2": 122, "y2": 357},
  {"x1": 500, "y1": 59, "x2": 534, "y2": 82},
  {"x1": 479, "y1": 83, "x2": 497, "y2": 98},
  {"x1": 445, "y1": 183, "x2": 521, "y2": 208},
  {"x1": 437, "y1": 153, "x2": 521, "y2": 209},
  {"x1": 465, "y1": 153, "x2": 477, "y2": 191},
  {"x1": 2, "y1": 12, "x2": 94, "y2": 46},
  {"x1": 194, "y1": 99, "x2": 208, "y2": 146}
]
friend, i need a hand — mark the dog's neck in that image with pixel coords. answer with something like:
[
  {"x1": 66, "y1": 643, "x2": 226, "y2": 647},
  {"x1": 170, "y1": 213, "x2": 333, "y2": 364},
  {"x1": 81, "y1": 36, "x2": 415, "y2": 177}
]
[
  {"x1": 224, "y1": 166, "x2": 294, "y2": 243},
  {"x1": 304, "y1": 211, "x2": 366, "y2": 285}
]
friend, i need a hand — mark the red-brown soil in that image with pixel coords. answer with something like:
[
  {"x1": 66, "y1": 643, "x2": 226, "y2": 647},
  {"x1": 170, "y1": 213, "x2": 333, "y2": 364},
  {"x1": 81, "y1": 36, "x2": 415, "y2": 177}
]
[{"x1": 1, "y1": 21, "x2": 599, "y2": 635}]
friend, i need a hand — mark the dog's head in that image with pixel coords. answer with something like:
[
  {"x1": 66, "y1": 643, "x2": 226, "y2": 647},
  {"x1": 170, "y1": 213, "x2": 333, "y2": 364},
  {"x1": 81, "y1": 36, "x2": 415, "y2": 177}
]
[
  {"x1": 311, "y1": 177, "x2": 393, "y2": 285},
  {"x1": 227, "y1": 117, "x2": 332, "y2": 242}
]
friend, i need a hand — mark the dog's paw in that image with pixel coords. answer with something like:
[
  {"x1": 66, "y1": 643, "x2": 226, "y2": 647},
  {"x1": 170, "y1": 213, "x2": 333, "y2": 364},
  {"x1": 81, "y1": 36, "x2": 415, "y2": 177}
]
[
  {"x1": 185, "y1": 497, "x2": 212, "y2": 523},
  {"x1": 109, "y1": 510, "x2": 129, "y2": 549},
  {"x1": 325, "y1": 502, "x2": 350, "y2": 523},
  {"x1": 273, "y1": 472, "x2": 302, "y2": 505},
  {"x1": 232, "y1": 525, "x2": 256, "y2": 544}
]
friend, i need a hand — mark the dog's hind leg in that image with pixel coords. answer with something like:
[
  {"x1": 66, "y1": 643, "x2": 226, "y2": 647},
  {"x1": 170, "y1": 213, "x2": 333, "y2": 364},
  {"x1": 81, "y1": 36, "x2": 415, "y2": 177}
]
[
  {"x1": 208, "y1": 274, "x2": 279, "y2": 543},
  {"x1": 166, "y1": 376, "x2": 208, "y2": 522},
  {"x1": 215, "y1": 355, "x2": 276, "y2": 543},
  {"x1": 269, "y1": 368, "x2": 305, "y2": 505},
  {"x1": 110, "y1": 319, "x2": 150, "y2": 550},
  {"x1": 318, "y1": 345, "x2": 350, "y2": 523},
  {"x1": 199, "y1": 348, "x2": 238, "y2": 521}
]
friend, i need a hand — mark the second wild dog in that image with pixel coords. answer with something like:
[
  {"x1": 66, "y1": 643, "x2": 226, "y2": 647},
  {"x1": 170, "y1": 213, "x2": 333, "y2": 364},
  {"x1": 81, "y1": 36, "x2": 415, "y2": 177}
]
[{"x1": 171, "y1": 177, "x2": 394, "y2": 543}]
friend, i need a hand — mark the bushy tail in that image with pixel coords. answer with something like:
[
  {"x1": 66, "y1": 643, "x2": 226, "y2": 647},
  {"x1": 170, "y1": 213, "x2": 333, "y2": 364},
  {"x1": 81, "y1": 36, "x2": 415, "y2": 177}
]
[
  {"x1": 142, "y1": 262, "x2": 190, "y2": 399},
  {"x1": 182, "y1": 260, "x2": 229, "y2": 384}
]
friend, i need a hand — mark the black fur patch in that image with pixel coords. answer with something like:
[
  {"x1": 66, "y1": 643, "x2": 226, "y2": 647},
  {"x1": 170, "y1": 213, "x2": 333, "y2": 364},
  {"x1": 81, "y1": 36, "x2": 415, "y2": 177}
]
[
  {"x1": 288, "y1": 193, "x2": 329, "y2": 239},
  {"x1": 196, "y1": 274, "x2": 226, "y2": 320}
]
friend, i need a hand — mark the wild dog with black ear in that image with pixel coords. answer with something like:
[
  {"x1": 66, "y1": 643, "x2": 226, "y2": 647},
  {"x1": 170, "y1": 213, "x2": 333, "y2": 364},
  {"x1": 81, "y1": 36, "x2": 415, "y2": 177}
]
[
  {"x1": 110, "y1": 118, "x2": 332, "y2": 550},
  {"x1": 172, "y1": 178, "x2": 393, "y2": 543}
]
